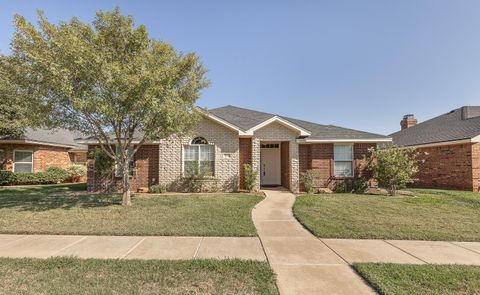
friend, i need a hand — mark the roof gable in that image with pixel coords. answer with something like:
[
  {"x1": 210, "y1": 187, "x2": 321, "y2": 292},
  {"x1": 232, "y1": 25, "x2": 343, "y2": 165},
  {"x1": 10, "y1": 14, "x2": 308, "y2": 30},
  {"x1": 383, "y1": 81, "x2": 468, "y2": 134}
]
[{"x1": 209, "y1": 105, "x2": 390, "y2": 141}]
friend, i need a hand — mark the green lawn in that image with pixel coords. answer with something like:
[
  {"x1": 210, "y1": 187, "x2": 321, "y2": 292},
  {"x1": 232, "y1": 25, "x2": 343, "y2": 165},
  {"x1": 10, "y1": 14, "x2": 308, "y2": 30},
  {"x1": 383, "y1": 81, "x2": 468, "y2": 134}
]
[
  {"x1": 293, "y1": 188, "x2": 480, "y2": 241},
  {"x1": 0, "y1": 257, "x2": 278, "y2": 295},
  {"x1": 354, "y1": 263, "x2": 480, "y2": 295},
  {"x1": 0, "y1": 184, "x2": 262, "y2": 236}
]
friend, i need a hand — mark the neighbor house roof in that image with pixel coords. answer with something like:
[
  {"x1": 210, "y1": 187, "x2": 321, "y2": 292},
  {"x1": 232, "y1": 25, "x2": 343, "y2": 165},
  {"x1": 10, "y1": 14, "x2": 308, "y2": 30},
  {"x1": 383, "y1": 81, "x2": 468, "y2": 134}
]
[
  {"x1": 209, "y1": 105, "x2": 390, "y2": 141},
  {"x1": 391, "y1": 106, "x2": 480, "y2": 147},
  {"x1": 0, "y1": 128, "x2": 87, "y2": 150}
]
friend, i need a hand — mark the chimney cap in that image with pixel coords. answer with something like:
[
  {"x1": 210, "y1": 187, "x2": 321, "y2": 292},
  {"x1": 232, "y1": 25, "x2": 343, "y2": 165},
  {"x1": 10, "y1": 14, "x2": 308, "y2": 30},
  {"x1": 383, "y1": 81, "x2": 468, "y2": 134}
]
[{"x1": 403, "y1": 114, "x2": 415, "y2": 120}]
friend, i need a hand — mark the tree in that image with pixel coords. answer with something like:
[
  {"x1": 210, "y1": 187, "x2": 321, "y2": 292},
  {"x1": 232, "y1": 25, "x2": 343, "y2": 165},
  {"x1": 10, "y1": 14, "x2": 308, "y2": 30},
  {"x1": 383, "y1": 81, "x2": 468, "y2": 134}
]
[
  {"x1": 368, "y1": 146, "x2": 418, "y2": 196},
  {"x1": 0, "y1": 57, "x2": 35, "y2": 138},
  {"x1": 4, "y1": 8, "x2": 209, "y2": 205}
]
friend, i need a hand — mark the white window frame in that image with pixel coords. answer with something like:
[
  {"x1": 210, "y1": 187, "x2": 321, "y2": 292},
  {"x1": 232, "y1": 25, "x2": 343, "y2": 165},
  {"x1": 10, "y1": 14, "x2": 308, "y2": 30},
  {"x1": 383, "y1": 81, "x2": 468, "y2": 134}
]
[
  {"x1": 13, "y1": 150, "x2": 34, "y2": 173},
  {"x1": 182, "y1": 140, "x2": 215, "y2": 178},
  {"x1": 333, "y1": 144, "x2": 354, "y2": 178}
]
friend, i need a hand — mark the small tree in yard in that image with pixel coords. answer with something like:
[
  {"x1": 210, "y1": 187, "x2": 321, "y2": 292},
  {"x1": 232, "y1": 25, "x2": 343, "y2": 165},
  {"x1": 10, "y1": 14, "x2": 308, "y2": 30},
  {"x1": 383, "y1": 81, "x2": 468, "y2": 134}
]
[
  {"x1": 368, "y1": 146, "x2": 418, "y2": 196},
  {"x1": 2, "y1": 8, "x2": 209, "y2": 205}
]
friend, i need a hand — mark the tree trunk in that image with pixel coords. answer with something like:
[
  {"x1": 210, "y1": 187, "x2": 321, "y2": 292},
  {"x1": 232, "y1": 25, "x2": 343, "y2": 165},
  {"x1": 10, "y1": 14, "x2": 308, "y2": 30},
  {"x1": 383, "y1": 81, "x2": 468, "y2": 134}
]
[
  {"x1": 122, "y1": 163, "x2": 131, "y2": 206},
  {"x1": 389, "y1": 184, "x2": 397, "y2": 197}
]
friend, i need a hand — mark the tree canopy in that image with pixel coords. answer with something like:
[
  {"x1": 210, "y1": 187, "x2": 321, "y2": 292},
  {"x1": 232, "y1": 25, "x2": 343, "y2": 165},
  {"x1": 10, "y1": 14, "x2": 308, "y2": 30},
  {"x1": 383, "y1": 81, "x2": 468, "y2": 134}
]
[{"x1": 3, "y1": 8, "x2": 209, "y2": 205}]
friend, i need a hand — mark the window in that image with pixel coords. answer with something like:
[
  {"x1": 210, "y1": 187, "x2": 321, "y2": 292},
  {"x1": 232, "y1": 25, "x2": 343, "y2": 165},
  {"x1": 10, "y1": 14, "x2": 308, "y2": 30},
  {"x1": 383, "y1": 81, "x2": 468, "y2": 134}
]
[
  {"x1": 13, "y1": 150, "x2": 33, "y2": 173},
  {"x1": 183, "y1": 137, "x2": 215, "y2": 177},
  {"x1": 115, "y1": 146, "x2": 135, "y2": 177},
  {"x1": 334, "y1": 144, "x2": 353, "y2": 177},
  {"x1": 0, "y1": 150, "x2": 4, "y2": 170}
]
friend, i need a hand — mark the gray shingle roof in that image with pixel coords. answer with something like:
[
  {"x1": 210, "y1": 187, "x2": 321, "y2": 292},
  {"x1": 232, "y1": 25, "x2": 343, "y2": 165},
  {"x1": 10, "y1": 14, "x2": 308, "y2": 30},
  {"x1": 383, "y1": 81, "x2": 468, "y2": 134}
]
[
  {"x1": 391, "y1": 106, "x2": 480, "y2": 147},
  {"x1": 209, "y1": 105, "x2": 389, "y2": 140},
  {"x1": 1, "y1": 128, "x2": 87, "y2": 150}
]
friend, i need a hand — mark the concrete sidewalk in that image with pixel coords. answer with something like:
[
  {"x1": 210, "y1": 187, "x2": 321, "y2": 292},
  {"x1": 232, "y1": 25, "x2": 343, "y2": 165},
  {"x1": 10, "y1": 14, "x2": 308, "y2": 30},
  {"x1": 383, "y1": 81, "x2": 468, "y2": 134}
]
[{"x1": 0, "y1": 235, "x2": 266, "y2": 261}]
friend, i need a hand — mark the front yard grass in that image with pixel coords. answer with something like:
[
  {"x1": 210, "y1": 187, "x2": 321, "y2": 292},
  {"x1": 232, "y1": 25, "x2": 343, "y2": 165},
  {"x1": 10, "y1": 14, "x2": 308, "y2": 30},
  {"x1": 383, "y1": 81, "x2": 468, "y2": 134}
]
[
  {"x1": 353, "y1": 263, "x2": 480, "y2": 295},
  {"x1": 0, "y1": 184, "x2": 262, "y2": 236},
  {"x1": 0, "y1": 257, "x2": 278, "y2": 295},
  {"x1": 293, "y1": 188, "x2": 480, "y2": 241}
]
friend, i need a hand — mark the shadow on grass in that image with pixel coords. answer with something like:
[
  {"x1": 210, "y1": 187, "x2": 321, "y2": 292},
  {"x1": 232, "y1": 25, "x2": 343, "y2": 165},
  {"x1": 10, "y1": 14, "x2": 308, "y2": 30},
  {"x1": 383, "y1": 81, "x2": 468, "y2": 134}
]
[{"x1": 0, "y1": 183, "x2": 121, "y2": 212}]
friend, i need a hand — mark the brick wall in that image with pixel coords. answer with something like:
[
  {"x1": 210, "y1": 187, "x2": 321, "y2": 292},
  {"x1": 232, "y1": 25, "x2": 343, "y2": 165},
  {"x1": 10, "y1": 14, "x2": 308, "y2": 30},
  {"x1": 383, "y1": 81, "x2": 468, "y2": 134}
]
[
  {"x1": 158, "y1": 117, "x2": 240, "y2": 192},
  {"x1": 0, "y1": 143, "x2": 76, "y2": 172},
  {"x1": 87, "y1": 144, "x2": 159, "y2": 192},
  {"x1": 239, "y1": 138, "x2": 252, "y2": 190},
  {"x1": 281, "y1": 141, "x2": 291, "y2": 189},
  {"x1": 298, "y1": 143, "x2": 375, "y2": 191},
  {"x1": 414, "y1": 143, "x2": 479, "y2": 192}
]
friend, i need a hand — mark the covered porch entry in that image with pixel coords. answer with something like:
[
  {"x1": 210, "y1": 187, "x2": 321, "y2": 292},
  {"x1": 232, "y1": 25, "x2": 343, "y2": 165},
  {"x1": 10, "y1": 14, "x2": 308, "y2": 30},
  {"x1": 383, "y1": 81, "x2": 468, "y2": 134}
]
[{"x1": 260, "y1": 141, "x2": 290, "y2": 189}]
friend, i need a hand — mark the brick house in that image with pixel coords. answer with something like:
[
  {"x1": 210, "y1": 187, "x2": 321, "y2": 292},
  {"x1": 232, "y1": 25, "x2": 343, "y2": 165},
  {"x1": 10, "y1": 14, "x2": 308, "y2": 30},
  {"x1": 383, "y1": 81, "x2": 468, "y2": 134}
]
[
  {"x1": 391, "y1": 106, "x2": 480, "y2": 192},
  {"x1": 81, "y1": 105, "x2": 391, "y2": 193},
  {"x1": 0, "y1": 128, "x2": 87, "y2": 173}
]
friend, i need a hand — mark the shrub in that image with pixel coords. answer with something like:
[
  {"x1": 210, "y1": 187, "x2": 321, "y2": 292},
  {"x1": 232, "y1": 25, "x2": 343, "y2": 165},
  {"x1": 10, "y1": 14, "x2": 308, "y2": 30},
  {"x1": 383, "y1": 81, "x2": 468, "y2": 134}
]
[
  {"x1": 149, "y1": 184, "x2": 166, "y2": 194},
  {"x1": 0, "y1": 170, "x2": 15, "y2": 185},
  {"x1": 302, "y1": 169, "x2": 317, "y2": 194},
  {"x1": 243, "y1": 164, "x2": 257, "y2": 192},
  {"x1": 89, "y1": 148, "x2": 115, "y2": 179},
  {"x1": 335, "y1": 182, "x2": 347, "y2": 193},
  {"x1": 66, "y1": 164, "x2": 87, "y2": 182},
  {"x1": 12, "y1": 172, "x2": 55, "y2": 185},
  {"x1": 45, "y1": 167, "x2": 69, "y2": 183},
  {"x1": 352, "y1": 179, "x2": 368, "y2": 194},
  {"x1": 368, "y1": 146, "x2": 418, "y2": 196},
  {"x1": 184, "y1": 165, "x2": 218, "y2": 193}
]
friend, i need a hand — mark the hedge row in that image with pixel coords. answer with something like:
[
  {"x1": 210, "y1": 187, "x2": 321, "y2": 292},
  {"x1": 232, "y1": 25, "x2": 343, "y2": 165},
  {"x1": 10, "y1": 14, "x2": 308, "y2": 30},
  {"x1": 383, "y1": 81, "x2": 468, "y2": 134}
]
[{"x1": 0, "y1": 166, "x2": 71, "y2": 185}]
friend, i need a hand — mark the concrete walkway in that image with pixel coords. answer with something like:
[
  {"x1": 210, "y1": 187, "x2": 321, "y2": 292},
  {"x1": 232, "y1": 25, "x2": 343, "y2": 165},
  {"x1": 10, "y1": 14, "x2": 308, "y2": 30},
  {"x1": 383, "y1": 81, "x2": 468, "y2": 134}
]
[
  {"x1": 252, "y1": 188, "x2": 480, "y2": 295},
  {"x1": 0, "y1": 235, "x2": 266, "y2": 261},
  {"x1": 252, "y1": 188, "x2": 375, "y2": 295}
]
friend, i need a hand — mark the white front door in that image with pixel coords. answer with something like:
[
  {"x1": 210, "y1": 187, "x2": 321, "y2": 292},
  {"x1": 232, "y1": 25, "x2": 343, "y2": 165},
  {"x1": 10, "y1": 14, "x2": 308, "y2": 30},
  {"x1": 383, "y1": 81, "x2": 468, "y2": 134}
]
[{"x1": 260, "y1": 143, "x2": 281, "y2": 186}]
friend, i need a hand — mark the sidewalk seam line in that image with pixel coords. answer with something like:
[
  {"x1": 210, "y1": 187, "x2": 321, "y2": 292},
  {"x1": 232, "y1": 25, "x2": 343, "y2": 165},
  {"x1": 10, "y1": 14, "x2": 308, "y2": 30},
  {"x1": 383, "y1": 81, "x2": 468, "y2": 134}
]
[
  {"x1": 383, "y1": 240, "x2": 429, "y2": 264},
  {"x1": 120, "y1": 237, "x2": 146, "y2": 259},
  {"x1": 49, "y1": 236, "x2": 88, "y2": 257},
  {"x1": 193, "y1": 237, "x2": 204, "y2": 258},
  {"x1": 448, "y1": 241, "x2": 480, "y2": 255},
  {"x1": 318, "y1": 238, "x2": 350, "y2": 265}
]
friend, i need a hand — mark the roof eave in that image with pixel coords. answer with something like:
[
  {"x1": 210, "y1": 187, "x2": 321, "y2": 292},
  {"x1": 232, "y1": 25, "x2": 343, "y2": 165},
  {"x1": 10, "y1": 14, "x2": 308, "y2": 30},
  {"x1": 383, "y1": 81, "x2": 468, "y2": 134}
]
[{"x1": 298, "y1": 138, "x2": 392, "y2": 144}]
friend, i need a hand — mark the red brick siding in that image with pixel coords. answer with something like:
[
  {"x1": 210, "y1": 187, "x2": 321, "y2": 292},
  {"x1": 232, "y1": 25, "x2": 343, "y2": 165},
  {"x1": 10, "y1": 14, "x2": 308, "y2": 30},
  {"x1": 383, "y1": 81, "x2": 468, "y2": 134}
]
[
  {"x1": 298, "y1": 143, "x2": 374, "y2": 192},
  {"x1": 87, "y1": 144, "x2": 159, "y2": 192},
  {"x1": 281, "y1": 141, "x2": 290, "y2": 189},
  {"x1": 0, "y1": 143, "x2": 74, "y2": 172},
  {"x1": 239, "y1": 138, "x2": 252, "y2": 190},
  {"x1": 414, "y1": 143, "x2": 479, "y2": 192}
]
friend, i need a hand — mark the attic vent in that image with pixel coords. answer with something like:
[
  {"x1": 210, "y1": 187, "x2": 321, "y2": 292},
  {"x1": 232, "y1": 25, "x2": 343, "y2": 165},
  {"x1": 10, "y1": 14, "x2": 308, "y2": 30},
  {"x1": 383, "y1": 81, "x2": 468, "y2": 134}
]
[{"x1": 461, "y1": 106, "x2": 480, "y2": 120}]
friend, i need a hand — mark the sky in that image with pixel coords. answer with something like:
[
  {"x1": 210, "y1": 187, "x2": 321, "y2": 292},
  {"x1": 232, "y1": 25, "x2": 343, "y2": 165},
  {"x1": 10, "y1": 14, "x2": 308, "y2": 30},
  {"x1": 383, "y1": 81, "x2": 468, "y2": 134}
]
[{"x1": 1, "y1": 1, "x2": 480, "y2": 135}]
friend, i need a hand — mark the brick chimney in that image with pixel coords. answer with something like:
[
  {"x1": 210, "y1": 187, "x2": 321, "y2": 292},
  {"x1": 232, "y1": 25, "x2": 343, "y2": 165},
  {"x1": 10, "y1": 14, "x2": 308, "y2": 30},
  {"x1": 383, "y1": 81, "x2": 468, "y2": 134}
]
[{"x1": 400, "y1": 114, "x2": 417, "y2": 130}]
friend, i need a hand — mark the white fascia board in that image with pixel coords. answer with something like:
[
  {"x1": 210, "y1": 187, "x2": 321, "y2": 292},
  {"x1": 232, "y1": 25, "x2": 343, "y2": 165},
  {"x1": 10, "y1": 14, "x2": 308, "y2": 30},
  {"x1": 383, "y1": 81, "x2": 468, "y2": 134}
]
[
  {"x1": 402, "y1": 137, "x2": 480, "y2": 149},
  {"x1": 298, "y1": 138, "x2": 392, "y2": 144},
  {"x1": 202, "y1": 113, "x2": 244, "y2": 133},
  {"x1": 244, "y1": 116, "x2": 311, "y2": 136},
  {"x1": 0, "y1": 139, "x2": 78, "y2": 149}
]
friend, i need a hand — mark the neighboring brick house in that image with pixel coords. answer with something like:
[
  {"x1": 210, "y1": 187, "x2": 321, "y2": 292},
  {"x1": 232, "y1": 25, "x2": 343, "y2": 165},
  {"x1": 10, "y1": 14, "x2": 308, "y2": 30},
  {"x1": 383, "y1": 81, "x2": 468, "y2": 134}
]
[
  {"x1": 81, "y1": 105, "x2": 391, "y2": 193},
  {"x1": 391, "y1": 106, "x2": 480, "y2": 192},
  {"x1": 0, "y1": 128, "x2": 87, "y2": 174}
]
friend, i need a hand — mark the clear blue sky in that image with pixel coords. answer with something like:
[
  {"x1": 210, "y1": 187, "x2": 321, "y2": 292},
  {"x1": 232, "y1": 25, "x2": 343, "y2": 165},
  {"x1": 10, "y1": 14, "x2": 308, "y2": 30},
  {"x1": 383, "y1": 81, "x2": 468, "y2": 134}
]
[{"x1": 1, "y1": 1, "x2": 480, "y2": 135}]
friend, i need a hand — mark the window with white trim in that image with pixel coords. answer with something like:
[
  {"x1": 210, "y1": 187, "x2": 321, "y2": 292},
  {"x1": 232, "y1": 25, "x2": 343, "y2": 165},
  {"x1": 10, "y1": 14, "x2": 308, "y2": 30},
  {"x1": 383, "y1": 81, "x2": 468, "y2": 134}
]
[
  {"x1": 0, "y1": 150, "x2": 4, "y2": 170},
  {"x1": 13, "y1": 150, "x2": 33, "y2": 173},
  {"x1": 334, "y1": 144, "x2": 353, "y2": 177},
  {"x1": 183, "y1": 137, "x2": 215, "y2": 177}
]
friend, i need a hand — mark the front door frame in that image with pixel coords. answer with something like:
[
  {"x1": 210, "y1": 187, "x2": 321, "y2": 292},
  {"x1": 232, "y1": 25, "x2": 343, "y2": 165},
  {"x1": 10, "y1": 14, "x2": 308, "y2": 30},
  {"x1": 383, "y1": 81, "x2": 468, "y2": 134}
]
[{"x1": 260, "y1": 142, "x2": 281, "y2": 186}]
